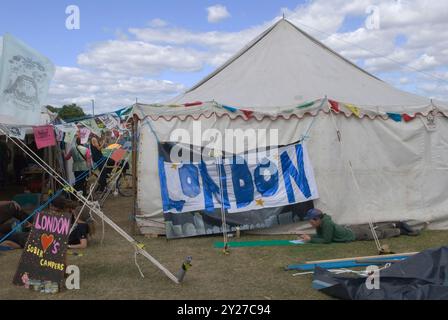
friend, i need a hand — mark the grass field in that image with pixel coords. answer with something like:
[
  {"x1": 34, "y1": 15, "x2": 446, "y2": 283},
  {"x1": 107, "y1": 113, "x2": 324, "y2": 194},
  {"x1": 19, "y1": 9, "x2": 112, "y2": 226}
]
[{"x1": 1, "y1": 196, "x2": 447, "y2": 300}]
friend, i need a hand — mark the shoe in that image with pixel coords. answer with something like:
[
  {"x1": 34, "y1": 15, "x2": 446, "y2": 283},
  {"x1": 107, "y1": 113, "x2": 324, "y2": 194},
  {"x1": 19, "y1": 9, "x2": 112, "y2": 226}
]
[{"x1": 397, "y1": 221, "x2": 419, "y2": 236}]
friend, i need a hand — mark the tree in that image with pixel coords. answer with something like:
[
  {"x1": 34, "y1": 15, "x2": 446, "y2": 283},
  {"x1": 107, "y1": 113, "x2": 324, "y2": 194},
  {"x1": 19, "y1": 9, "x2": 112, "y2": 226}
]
[
  {"x1": 46, "y1": 105, "x2": 60, "y2": 114},
  {"x1": 57, "y1": 104, "x2": 86, "y2": 121}
]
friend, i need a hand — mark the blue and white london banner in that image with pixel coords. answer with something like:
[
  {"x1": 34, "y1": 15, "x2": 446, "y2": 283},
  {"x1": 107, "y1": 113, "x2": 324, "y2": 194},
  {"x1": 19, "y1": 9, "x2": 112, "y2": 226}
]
[
  {"x1": 158, "y1": 141, "x2": 319, "y2": 238},
  {"x1": 159, "y1": 141, "x2": 319, "y2": 213}
]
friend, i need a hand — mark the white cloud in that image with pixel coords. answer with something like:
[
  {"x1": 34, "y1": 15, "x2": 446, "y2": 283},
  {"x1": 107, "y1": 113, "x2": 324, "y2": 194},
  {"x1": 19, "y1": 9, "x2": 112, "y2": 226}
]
[
  {"x1": 281, "y1": 0, "x2": 448, "y2": 100},
  {"x1": 148, "y1": 18, "x2": 168, "y2": 28},
  {"x1": 207, "y1": 5, "x2": 231, "y2": 23},
  {"x1": 409, "y1": 54, "x2": 439, "y2": 71},
  {"x1": 47, "y1": 67, "x2": 184, "y2": 113},
  {"x1": 77, "y1": 40, "x2": 205, "y2": 75}
]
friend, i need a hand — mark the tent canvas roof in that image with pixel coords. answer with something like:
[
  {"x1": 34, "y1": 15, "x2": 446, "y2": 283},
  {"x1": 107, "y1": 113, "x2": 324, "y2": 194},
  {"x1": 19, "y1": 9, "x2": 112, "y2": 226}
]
[{"x1": 168, "y1": 19, "x2": 443, "y2": 112}]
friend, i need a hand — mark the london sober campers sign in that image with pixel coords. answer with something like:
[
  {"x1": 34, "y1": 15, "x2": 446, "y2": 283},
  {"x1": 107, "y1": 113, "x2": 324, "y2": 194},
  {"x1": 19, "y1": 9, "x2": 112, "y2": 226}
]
[{"x1": 13, "y1": 210, "x2": 71, "y2": 288}]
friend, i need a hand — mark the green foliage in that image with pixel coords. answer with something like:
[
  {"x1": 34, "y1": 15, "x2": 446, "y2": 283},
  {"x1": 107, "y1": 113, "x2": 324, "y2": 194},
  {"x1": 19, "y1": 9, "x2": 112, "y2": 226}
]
[
  {"x1": 46, "y1": 105, "x2": 60, "y2": 114},
  {"x1": 46, "y1": 104, "x2": 86, "y2": 121}
]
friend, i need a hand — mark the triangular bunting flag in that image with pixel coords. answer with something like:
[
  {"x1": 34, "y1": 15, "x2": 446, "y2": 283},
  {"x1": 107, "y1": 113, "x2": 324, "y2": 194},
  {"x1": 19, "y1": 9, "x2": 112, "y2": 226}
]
[
  {"x1": 223, "y1": 105, "x2": 238, "y2": 113},
  {"x1": 297, "y1": 101, "x2": 315, "y2": 109},
  {"x1": 242, "y1": 110, "x2": 254, "y2": 119},
  {"x1": 387, "y1": 113, "x2": 403, "y2": 122},
  {"x1": 403, "y1": 114, "x2": 416, "y2": 122},
  {"x1": 328, "y1": 100, "x2": 340, "y2": 113},
  {"x1": 345, "y1": 104, "x2": 361, "y2": 118},
  {"x1": 184, "y1": 101, "x2": 203, "y2": 107}
]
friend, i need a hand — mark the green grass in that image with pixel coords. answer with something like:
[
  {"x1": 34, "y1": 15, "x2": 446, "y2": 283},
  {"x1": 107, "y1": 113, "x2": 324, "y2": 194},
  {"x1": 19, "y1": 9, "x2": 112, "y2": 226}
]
[{"x1": 1, "y1": 196, "x2": 447, "y2": 300}]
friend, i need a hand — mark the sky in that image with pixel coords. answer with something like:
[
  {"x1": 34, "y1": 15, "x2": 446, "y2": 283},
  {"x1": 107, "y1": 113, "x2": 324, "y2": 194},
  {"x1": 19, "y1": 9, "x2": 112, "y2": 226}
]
[{"x1": 0, "y1": 0, "x2": 447, "y2": 113}]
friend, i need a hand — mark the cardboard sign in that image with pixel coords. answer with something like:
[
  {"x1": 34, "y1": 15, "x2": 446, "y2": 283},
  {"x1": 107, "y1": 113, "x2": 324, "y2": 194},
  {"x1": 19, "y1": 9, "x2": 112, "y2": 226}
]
[
  {"x1": 13, "y1": 210, "x2": 72, "y2": 289},
  {"x1": 33, "y1": 125, "x2": 56, "y2": 149}
]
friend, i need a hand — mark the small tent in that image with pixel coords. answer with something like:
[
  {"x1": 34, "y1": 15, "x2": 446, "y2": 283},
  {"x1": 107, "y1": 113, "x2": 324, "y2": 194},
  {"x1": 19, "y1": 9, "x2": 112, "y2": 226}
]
[{"x1": 133, "y1": 19, "x2": 448, "y2": 236}]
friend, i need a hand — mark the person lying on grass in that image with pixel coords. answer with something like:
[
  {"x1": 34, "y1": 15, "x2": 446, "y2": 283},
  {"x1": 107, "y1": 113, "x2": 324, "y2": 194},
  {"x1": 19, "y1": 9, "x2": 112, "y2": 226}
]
[
  {"x1": 298, "y1": 209, "x2": 418, "y2": 244},
  {"x1": 68, "y1": 206, "x2": 95, "y2": 250},
  {"x1": 0, "y1": 201, "x2": 33, "y2": 250}
]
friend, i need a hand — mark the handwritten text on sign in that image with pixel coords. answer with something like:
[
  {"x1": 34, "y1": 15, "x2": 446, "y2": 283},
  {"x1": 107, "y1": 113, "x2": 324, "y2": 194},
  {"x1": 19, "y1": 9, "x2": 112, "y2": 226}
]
[
  {"x1": 158, "y1": 142, "x2": 319, "y2": 214},
  {"x1": 13, "y1": 210, "x2": 72, "y2": 288}
]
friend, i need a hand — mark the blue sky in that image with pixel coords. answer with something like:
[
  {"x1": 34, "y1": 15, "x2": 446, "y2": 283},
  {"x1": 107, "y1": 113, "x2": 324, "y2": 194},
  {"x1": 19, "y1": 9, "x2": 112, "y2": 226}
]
[
  {"x1": 1, "y1": 0, "x2": 447, "y2": 112},
  {"x1": 0, "y1": 0, "x2": 296, "y2": 66}
]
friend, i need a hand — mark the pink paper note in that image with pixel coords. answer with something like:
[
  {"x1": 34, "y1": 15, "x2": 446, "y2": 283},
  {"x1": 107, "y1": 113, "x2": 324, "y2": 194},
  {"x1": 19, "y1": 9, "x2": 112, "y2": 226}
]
[
  {"x1": 33, "y1": 125, "x2": 56, "y2": 150},
  {"x1": 111, "y1": 148, "x2": 127, "y2": 163}
]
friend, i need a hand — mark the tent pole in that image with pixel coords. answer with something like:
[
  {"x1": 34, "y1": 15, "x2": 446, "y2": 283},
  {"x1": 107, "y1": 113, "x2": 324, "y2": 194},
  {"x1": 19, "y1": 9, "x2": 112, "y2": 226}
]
[
  {"x1": 215, "y1": 150, "x2": 229, "y2": 254},
  {"x1": 131, "y1": 113, "x2": 139, "y2": 236}
]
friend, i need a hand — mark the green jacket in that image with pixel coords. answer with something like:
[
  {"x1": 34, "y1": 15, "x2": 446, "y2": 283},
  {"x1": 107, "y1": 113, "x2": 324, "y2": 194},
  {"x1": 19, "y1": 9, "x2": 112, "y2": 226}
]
[{"x1": 311, "y1": 214, "x2": 356, "y2": 244}]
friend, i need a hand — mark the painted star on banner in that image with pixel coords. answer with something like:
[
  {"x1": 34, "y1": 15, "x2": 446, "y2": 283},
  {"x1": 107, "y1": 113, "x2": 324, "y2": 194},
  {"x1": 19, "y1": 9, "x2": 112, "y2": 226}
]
[{"x1": 255, "y1": 199, "x2": 265, "y2": 207}]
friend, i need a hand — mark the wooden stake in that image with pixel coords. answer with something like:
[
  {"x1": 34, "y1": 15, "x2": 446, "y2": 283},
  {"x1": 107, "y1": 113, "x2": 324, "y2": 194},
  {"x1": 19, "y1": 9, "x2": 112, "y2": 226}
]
[{"x1": 304, "y1": 252, "x2": 418, "y2": 265}]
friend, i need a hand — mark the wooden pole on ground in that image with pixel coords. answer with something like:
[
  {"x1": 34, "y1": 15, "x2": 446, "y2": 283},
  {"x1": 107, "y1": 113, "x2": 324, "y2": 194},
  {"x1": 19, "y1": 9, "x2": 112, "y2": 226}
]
[{"x1": 304, "y1": 252, "x2": 418, "y2": 265}]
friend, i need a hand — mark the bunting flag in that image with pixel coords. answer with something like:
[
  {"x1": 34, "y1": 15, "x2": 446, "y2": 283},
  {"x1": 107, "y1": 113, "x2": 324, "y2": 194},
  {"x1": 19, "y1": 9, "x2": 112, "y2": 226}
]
[
  {"x1": 57, "y1": 123, "x2": 77, "y2": 144},
  {"x1": 345, "y1": 104, "x2": 361, "y2": 118},
  {"x1": 79, "y1": 127, "x2": 91, "y2": 145},
  {"x1": 403, "y1": 114, "x2": 416, "y2": 122},
  {"x1": 0, "y1": 34, "x2": 55, "y2": 125},
  {"x1": 297, "y1": 101, "x2": 315, "y2": 109},
  {"x1": 387, "y1": 113, "x2": 403, "y2": 122},
  {"x1": 54, "y1": 126, "x2": 65, "y2": 142},
  {"x1": 98, "y1": 114, "x2": 119, "y2": 130},
  {"x1": 328, "y1": 100, "x2": 340, "y2": 113},
  {"x1": 111, "y1": 148, "x2": 127, "y2": 163},
  {"x1": 81, "y1": 118, "x2": 102, "y2": 136},
  {"x1": 222, "y1": 105, "x2": 238, "y2": 113},
  {"x1": 7, "y1": 126, "x2": 26, "y2": 140},
  {"x1": 33, "y1": 125, "x2": 56, "y2": 150},
  {"x1": 184, "y1": 101, "x2": 203, "y2": 107},
  {"x1": 242, "y1": 110, "x2": 254, "y2": 119},
  {"x1": 115, "y1": 106, "x2": 133, "y2": 118}
]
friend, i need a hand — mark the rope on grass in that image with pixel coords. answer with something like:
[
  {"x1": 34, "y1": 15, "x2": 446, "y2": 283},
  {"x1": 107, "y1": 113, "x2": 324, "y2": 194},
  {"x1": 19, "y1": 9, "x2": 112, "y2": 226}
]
[{"x1": 134, "y1": 249, "x2": 145, "y2": 278}]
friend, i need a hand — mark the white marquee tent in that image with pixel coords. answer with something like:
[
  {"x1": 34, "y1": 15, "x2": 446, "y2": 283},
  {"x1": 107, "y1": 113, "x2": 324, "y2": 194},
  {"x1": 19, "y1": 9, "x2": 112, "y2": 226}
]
[{"x1": 133, "y1": 19, "x2": 448, "y2": 235}]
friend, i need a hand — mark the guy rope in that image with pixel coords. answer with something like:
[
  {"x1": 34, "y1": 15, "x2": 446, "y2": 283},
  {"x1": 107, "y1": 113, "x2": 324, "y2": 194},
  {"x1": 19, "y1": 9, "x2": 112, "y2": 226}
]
[{"x1": 327, "y1": 102, "x2": 384, "y2": 253}]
